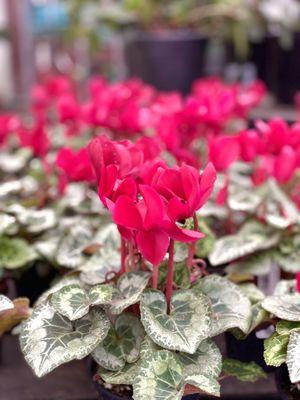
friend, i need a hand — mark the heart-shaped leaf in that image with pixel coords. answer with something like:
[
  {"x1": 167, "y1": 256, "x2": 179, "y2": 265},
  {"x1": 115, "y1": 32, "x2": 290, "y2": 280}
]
[
  {"x1": 20, "y1": 304, "x2": 110, "y2": 377},
  {"x1": 222, "y1": 359, "x2": 267, "y2": 382},
  {"x1": 133, "y1": 350, "x2": 184, "y2": 400},
  {"x1": 141, "y1": 289, "x2": 211, "y2": 354},
  {"x1": 99, "y1": 363, "x2": 138, "y2": 385},
  {"x1": 110, "y1": 271, "x2": 150, "y2": 315},
  {"x1": 264, "y1": 332, "x2": 289, "y2": 367},
  {"x1": 226, "y1": 251, "x2": 274, "y2": 276},
  {"x1": 238, "y1": 283, "x2": 265, "y2": 304},
  {"x1": 287, "y1": 331, "x2": 300, "y2": 383},
  {"x1": 51, "y1": 283, "x2": 115, "y2": 321},
  {"x1": 92, "y1": 313, "x2": 145, "y2": 371},
  {"x1": 178, "y1": 339, "x2": 222, "y2": 378},
  {"x1": 185, "y1": 374, "x2": 220, "y2": 397},
  {"x1": 195, "y1": 275, "x2": 252, "y2": 336},
  {"x1": 0, "y1": 214, "x2": 17, "y2": 235},
  {"x1": 262, "y1": 295, "x2": 300, "y2": 321},
  {"x1": 0, "y1": 236, "x2": 37, "y2": 269},
  {"x1": 17, "y1": 208, "x2": 57, "y2": 234},
  {"x1": 274, "y1": 280, "x2": 296, "y2": 296},
  {"x1": 35, "y1": 274, "x2": 81, "y2": 306}
]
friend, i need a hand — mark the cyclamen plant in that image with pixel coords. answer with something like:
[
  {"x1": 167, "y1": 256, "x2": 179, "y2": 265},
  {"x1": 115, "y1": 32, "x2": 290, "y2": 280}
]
[{"x1": 19, "y1": 135, "x2": 266, "y2": 399}]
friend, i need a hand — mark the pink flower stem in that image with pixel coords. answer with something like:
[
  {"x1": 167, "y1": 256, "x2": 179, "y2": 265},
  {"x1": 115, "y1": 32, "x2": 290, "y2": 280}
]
[
  {"x1": 187, "y1": 213, "x2": 199, "y2": 270},
  {"x1": 166, "y1": 239, "x2": 175, "y2": 314},
  {"x1": 120, "y1": 237, "x2": 127, "y2": 275},
  {"x1": 152, "y1": 264, "x2": 159, "y2": 289}
]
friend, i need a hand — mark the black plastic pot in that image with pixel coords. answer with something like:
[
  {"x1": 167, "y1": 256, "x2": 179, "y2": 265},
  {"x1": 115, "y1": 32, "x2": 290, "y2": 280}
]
[
  {"x1": 94, "y1": 380, "x2": 204, "y2": 400},
  {"x1": 225, "y1": 331, "x2": 274, "y2": 373},
  {"x1": 275, "y1": 365, "x2": 300, "y2": 400},
  {"x1": 124, "y1": 30, "x2": 208, "y2": 94}
]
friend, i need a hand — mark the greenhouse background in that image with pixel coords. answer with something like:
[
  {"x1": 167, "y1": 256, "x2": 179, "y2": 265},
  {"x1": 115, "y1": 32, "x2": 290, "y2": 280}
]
[{"x1": 1, "y1": 1, "x2": 300, "y2": 400}]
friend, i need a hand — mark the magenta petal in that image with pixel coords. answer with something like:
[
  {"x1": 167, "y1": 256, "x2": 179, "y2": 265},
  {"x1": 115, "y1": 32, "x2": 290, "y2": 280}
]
[
  {"x1": 163, "y1": 221, "x2": 204, "y2": 242},
  {"x1": 136, "y1": 229, "x2": 170, "y2": 265},
  {"x1": 139, "y1": 185, "x2": 164, "y2": 229},
  {"x1": 113, "y1": 177, "x2": 137, "y2": 201},
  {"x1": 113, "y1": 196, "x2": 142, "y2": 229},
  {"x1": 167, "y1": 197, "x2": 190, "y2": 221}
]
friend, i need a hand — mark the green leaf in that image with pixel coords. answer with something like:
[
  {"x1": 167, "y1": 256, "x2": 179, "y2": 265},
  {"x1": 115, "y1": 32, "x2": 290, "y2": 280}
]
[
  {"x1": 287, "y1": 331, "x2": 300, "y2": 383},
  {"x1": 140, "y1": 289, "x2": 211, "y2": 354},
  {"x1": 79, "y1": 224, "x2": 121, "y2": 284},
  {"x1": 56, "y1": 220, "x2": 93, "y2": 268},
  {"x1": 158, "y1": 262, "x2": 190, "y2": 289},
  {"x1": 185, "y1": 374, "x2": 220, "y2": 397},
  {"x1": 228, "y1": 189, "x2": 262, "y2": 213},
  {"x1": 20, "y1": 304, "x2": 110, "y2": 377},
  {"x1": 93, "y1": 313, "x2": 145, "y2": 371},
  {"x1": 209, "y1": 222, "x2": 279, "y2": 266},
  {"x1": 0, "y1": 295, "x2": 14, "y2": 312},
  {"x1": 0, "y1": 236, "x2": 37, "y2": 269},
  {"x1": 276, "y1": 321, "x2": 300, "y2": 335},
  {"x1": 264, "y1": 332, "x2": 289, "y2": 367},
  {"x1": 132, "y1": 350, "x2": 184, "y2": 400},
  {"x1": 222, "y1": 359, "x2": 267, "y2": 382},
  {"x1": 51, "y1": 284, "x2": 90, "y2": 321},
  {"x1": 195, "y1": 275, "x2": 252, "y2": 336},
  {"x1": 274, "y1": 280, "x2": 296, "y2": 296},
  {"x1": 0, "y1": 213, "x2": 17, "y2": 235},
  {"x1": 88, "y1": 284, "x2": 115, "y2": 306},
  {"x1": 178, "y1": 339, "x2": 222, "y2": 378},
  {"x1": 110, "y1": 271, "x2": 150, "y2": 315},
  {"x1": 195, "y1": 219, "x2": 215, "y2": 259},
  {"x1": 226, "y1": 251, "x2": 274, "y2": 276},
  {"x1": 35, "y1": 274, "x2": 81, "y2": 306},
  {"x1": 262, "y1": 295, "x2": 300, "y2": 321},
  {"x1": 17, "y1": 208, "x2": 57, "y2": 234},
  {"x1": 238, "y1": 283, "x2": 265, "y2": 304},
  {"x1": 100, "y1": 363, "x2": 139, "y2": 385}
]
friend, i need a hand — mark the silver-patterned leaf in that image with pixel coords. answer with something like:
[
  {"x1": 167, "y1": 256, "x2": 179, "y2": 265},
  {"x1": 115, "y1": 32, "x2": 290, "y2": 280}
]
[
  {"x1": 35, "y1": 274, "x2": 81, "y2": 306},
  {"x1": 51, "y1": 284, "x2": 90, "y2": 321},
  {"x1": 93, "y1": 313, "x2": 145, "y2": 371},
  {"x1": 274, "y1": 280, "x2": 297, "y2": 296},
  {"x1": 0, "y1": 295, "x2": 14, "y2": 312},
  {"x1": 228, "y1": 189, "x2": 262, "y2": 213},
  {"x1": 132, "y1": 350, "x2": 184, "y2": 400},
  {"x1": 185, "y1": 374, "x2": 220, "y2": 397},
  {"x1": 79, "y1": 224, "x2": 121, "y2": 285},
  {"x1": 195, "y1": 275, "x2": 252, "y2": 336},
  {"x1": 20, "y1": 304, "x2": 110, "y2": 377},
  {"x1": 276, "y1": 321, "x2": 300, "y2": 335},
  {"x1": 238, "y1": 283, "x2": 265, "y2": 304},
  {"x1": 226, "y1": 252, "x2": 274, "y2": 276},
  {"x1": 0, "y1": 180, "x2": 23, "y2": 197},
  {"x1": 0, "y1": 214, "x2": 17, "y2": 235},
  {"x1": 100, "y1": 363, "x2": 139, "y2": 385},
  {"x1": 110, "y1": 271, "x2": 150, "y2": 315},
  {"x1": 0, "y1": 149, "x2": 32, "y2": 173},
  {"x1": 0, "y1": 236, "x2": 37, "y2": 269},
  {"x1": 17, "y1": 208, "x2": 57, "y2": 234},
  {"x1": 275, "y1": 252, "x2": 300, "y2": 273},
  {"x1": 178, "y1": 339, "x2": 222, "y2": 378},
  {"x1": 56, "y1": 221, "x2": 93, "y2": 268},
  {"x1": 264, "y1": 332, "x2": 289, "y2": 367},
  {"x1": 141, "y1": 289, "x2": 211, "y2": 354},
  {"x1": 222, "y1": 359, "x2": 267, "y2": 382},
  {"x1": 262, "y1": 295, "x2": 300, "y2": 321},
  {"x1": 287, "y1": 331, "x2": 300, "y2": 383},
  {"x1": 88, "y1": 284, "x2": 115, "y2": 306}
]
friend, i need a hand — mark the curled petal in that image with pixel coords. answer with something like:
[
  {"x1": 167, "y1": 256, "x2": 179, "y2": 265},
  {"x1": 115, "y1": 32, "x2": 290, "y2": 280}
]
[{"x1": 136, "y1": 229, "x2": 170, "y2": 265}]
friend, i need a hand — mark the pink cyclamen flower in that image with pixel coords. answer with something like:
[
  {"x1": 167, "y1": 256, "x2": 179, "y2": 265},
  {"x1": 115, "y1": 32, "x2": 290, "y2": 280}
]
[
  {"x1": 273, "y1": 145, "x2": 297, "y2": 184},
  {"x1": 56, "y1": 147, "x2": 95, "y2": 183},
  {"x1": 209, "y1": 135, "x2": 240, "y2": 172},
  {"x1": 296, "y1": 273, "x2": 300, "y2": 293}
]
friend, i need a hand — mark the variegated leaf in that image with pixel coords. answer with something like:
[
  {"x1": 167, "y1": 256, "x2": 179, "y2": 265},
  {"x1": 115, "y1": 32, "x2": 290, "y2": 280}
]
[
  {"x1": 158, "y1": 262, "x2": 190, "y2": 290},
  {"x1": 93, "y1": 313, "x2": 145, "y2": 371},
  {"x1": 238, "y1": 283, "x2": 265, "y2": 304},
  {"x1": 276, "y1": 321, "x2": 300, "y2": 335},
  {"x1": 264, "y1": 332, "x2": 289, "y2": 367},
  {"x1": 178, "y1": 339, "x2": 222, "y2": 378},
  {"x1": 287, "y1": 331, "x2": 300, "y2": 383},
  {"x1": 17, "y1": 208, "x2": 57, "y2": 234},
  {"x1": 275, "y1": 252, "x2": 300, "y2": 273},
  {"x1": 100, "y1": 363, "x2": 139, "y2": 385},
  {"x1": 110, "y1": 271, "x2": 150, "y2": 315},
  {"x1": 0, "y1": 295, "x2": 14, "y2": 312},
  {"x1": 262, "y1": 295, "x2": 300, "y2": 321},
  {"x1": 274, "y1": 280, "x2": 296, "y2": 296},
  {"x1": 195, "y1": 220, "x2": 215, "y2": 259},
  {"x1": 35, "y1": 274, "x2": 81, "y2": 306},
  {"x1": 185, "y1": 374, "x2": 220, "y2": 397},
  {"x1": 133, "y1": 350, "x2": 184, "y2": 400},
  {"x1": 195, "y1": 275, "x2": 252, "y2": 336},
  {"x1": 226, "y1": 252, "x2": 274, "y2": 276},
  {"x1": 0, "y1": 214, "x2": 17, "y2": 235},
  {"x1": 79, "y1": 223, "x2": 121, "y2": 284},
  {"x1": 20, "y1": 304, "x2": 110, "y2": 377},
  {"x1": 0, "y1": 236, "x2": 37, "y2": 269},
  {"x1": 51, "y1": 284, "x2": 90, "y2": 321},
  {"x1": 140, "y1": 289, "x2": 211, "y2": 354},
  {"x1": 0, "y1": 148, "x2": 32, "y2": 173},
  {"x1": 222, "y1": 359, "x2": 267, "y2": 382},
  {"x1": 88, "y1": 284, "x2": 115, "y2": 306},
  {"x1": 209, "y1": 222, "x2": 279, "y2": 266},
  {"x1": 228, "y1": 189, "x2": 262, "y2": 213},
  {"x1": 56, "y1": 221, "x2": 93, "y2": 268}
]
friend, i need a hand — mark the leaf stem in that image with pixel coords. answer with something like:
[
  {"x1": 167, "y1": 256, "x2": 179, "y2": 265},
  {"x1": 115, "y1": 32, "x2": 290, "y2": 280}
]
[
  {"x1": 187, "y1": 213, "x2": 199, "y2": 270},
  {"x1": 120, "y1": 237, "x2": 127, "y2": 275},
  {"x1": 166, "y1": 239, "x2": 175, "y2": 314}
]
